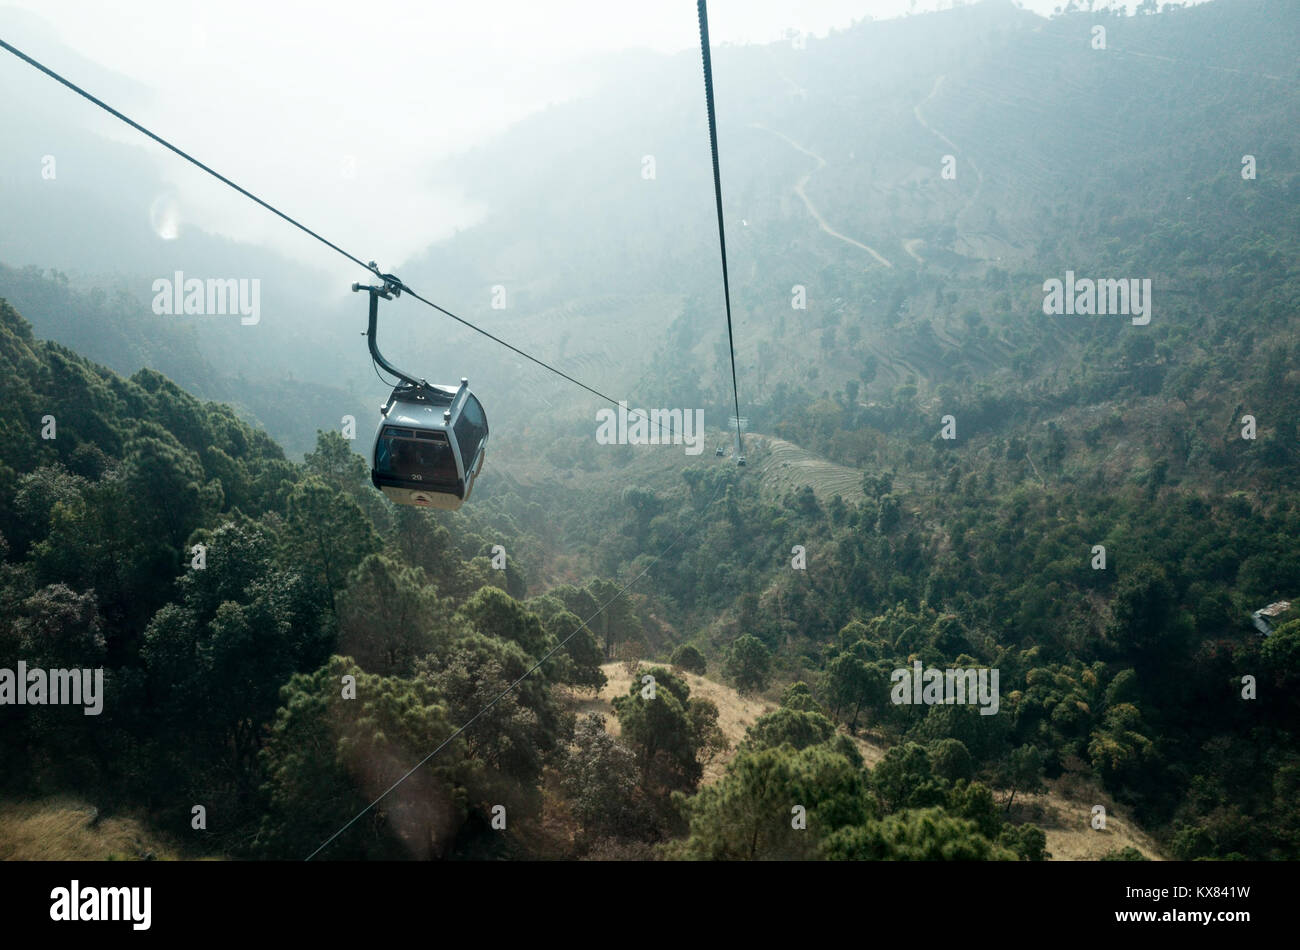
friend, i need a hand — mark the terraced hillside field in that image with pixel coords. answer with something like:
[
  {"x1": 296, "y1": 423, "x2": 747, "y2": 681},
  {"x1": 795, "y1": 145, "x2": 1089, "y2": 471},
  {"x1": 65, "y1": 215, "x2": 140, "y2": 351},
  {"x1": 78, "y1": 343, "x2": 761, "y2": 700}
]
[{"x1": 753, "y1": 434, "x2": 867, "y2": 504}]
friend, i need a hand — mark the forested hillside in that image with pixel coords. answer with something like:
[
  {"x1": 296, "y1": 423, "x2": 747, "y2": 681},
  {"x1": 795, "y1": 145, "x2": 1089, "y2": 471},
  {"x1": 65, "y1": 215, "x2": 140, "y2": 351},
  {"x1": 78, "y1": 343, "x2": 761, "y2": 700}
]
[
  {"x1": 0, "y1": 293, "x2": 609, "y2": 856},
  {"x1": 4, "y1": 272, "x2": 1297, "y2": 859}
]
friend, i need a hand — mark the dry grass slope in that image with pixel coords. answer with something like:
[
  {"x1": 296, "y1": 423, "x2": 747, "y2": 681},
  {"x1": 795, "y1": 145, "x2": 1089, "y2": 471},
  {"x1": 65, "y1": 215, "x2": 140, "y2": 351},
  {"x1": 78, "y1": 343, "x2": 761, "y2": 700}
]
[
  {"x1": 581, "y1": 661, "x2": 776, "y2": 786},
  {"x1": 0, "y1": 798, "x2": 192, "y2": 861},
  {"x1": 574, "y1": 662, "x2": 1164, "y2": 861},
  {"x1": 1010, "y1": 772, "x2": 1167, "y2": 862}
]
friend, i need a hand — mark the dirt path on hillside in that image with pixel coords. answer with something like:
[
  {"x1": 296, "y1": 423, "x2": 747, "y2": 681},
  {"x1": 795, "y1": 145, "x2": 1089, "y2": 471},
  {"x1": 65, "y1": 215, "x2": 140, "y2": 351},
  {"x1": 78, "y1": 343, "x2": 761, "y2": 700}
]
[
  {"x1": 752, "y1": 123, "x2": 894, "y2": 269},
  {"x1": 912, "y1": 73, "x2": 984, "y2": 236}
]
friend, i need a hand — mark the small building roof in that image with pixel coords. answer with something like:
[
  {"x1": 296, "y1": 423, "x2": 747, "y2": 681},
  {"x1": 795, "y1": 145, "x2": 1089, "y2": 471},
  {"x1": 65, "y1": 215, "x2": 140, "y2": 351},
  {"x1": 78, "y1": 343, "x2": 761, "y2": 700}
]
[{"x1": 1254, "y1": 600, "x2": 1292, "y2": 618}]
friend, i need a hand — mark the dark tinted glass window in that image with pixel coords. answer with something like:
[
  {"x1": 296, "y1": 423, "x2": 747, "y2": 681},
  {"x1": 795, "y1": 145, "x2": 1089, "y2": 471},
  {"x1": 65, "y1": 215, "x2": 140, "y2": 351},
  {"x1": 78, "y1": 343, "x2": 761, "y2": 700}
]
[
  {"x1": 377, "y1": 428, "x2": 459, "y2": 484},
  {"x1": 454, "y1": 394, "x2": 488, "y2": 466}
]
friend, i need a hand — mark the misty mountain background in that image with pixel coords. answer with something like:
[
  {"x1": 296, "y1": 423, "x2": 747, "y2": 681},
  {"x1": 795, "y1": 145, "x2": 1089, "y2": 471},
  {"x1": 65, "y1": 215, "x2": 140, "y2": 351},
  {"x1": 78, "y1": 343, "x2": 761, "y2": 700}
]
[{"x1": 3, "y1": 0, "x2": 1297, "y2": 472}]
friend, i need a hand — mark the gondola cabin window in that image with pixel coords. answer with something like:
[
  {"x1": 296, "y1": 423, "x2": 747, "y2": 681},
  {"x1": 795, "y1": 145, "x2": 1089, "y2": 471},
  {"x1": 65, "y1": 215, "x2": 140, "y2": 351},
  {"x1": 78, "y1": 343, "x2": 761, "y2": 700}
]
[
  {"x1": 376, "y1": 427, "x2": 458, "y2": 486},
  {"x1": 453, "y1": 394, "x2": 489, "y2": 469}
]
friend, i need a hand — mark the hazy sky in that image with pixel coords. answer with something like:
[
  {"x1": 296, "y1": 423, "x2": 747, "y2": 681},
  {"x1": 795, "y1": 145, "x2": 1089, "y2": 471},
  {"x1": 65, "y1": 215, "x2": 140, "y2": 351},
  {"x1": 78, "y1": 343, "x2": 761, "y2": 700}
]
[{"x1": 0, "y1": 0, "x2": 1188, "y2": 271}]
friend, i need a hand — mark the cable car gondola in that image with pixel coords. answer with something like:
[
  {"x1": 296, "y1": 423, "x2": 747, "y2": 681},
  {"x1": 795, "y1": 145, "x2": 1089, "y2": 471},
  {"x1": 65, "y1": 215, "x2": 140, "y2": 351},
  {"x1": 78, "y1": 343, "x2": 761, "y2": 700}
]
[{"x1": 354, "y1": 276, "x2": 488, "y2": 510}]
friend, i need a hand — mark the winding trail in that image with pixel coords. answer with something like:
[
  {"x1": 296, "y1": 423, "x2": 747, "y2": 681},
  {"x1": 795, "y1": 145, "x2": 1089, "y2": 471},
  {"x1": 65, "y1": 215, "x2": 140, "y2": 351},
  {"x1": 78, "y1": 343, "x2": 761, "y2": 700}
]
[
  {"x1": 912, "y1": 73, "x2": 984, "y2": 235},
  {"x1": 752, "y1": 123, "x2": 893, "y2": 269}
]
